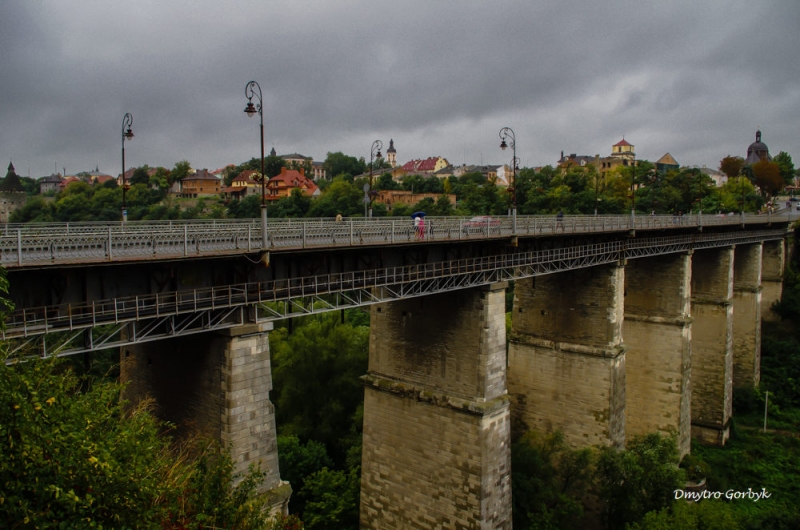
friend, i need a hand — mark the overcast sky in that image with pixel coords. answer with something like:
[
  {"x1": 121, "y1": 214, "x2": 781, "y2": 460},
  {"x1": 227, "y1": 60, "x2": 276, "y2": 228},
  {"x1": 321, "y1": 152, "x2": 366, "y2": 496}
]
[{"x1": 2, "y1": 0, "x2": 799, "y2": 178}]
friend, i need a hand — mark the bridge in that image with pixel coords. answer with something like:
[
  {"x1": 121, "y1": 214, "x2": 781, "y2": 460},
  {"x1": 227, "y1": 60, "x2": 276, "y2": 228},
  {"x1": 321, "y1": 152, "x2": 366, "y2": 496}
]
[{"x1": 1, "y1": 213, "x2": 794, "y2": 528}]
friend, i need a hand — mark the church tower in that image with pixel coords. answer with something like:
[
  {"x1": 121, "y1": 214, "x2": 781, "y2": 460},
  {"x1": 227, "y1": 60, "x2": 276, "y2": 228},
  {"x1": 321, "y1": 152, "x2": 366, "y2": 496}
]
[
  {"x1": 745, "y1": 129, "x2": 771, "y2": 165},
  {"x1": 386, "y1": 139, "x2": 397, "y2": 168},
  {"x1": 610, "y1": 138, "x2": 635, "y2": 161}
]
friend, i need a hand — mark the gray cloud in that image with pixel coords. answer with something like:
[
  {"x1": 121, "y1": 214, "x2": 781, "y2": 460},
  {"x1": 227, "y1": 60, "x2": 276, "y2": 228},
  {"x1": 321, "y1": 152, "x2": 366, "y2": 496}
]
[{"x1": 1, "y1": 0, "x2": 798, "y2": 179}]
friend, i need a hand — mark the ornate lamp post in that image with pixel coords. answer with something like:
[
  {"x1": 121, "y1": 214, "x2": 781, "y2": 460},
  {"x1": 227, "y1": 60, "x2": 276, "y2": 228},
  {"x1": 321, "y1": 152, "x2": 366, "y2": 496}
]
[
  {"x1": 631, "y1": 159, "x2": 637, "y2": 212},
  {"x1": 594, "y1": 173, "x2": 600, "y2": 216},
  {"x1": 121, "y1": 113, "x2": 134, "y2": 222},
  {"x1": 244, "y1": 80, "x2": 267, "y2": 249},
  {"x1": 368, "y1": 140, "x2": 382, "y2": 218},
  {"x1": 499, "y1": 127, "x2": 517, "y2": 227}
]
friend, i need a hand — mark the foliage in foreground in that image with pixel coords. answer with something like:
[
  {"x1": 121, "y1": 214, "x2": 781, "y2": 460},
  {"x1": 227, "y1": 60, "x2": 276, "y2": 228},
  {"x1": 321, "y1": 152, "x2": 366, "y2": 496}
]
[
  {"x1": 0, "y1": 353, "x2": 279, "y2": 529},
  {"x1": 512, "y1": 430, "x2": 592, "y2": 530}
]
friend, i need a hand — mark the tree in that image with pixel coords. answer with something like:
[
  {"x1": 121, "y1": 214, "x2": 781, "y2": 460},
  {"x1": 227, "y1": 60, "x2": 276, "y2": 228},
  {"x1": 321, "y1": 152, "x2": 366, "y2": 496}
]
[
  {"x1": 300, "y1": 466, "x2": 360, "y2": 530},
  {"x1": 130, "y1": 165, "x2": 151, "y2": 186},
  {"x1": 773, "y1": 151, "x2": 796, "y2": 186},
  {"x1": 170, "y1": 160, "x2": 192, "y2": 184},
  {"x1": 265, "y1": 154, "x2": 286, "y2": 178},
  {"x1": 0, "y1": 263, "x2": 273, "y2": 530},
  {"x1": 595, "y1": 433, "x2": 684, "y2": 529},
  {"x1": 306, "y1": 177, "x2": 363, "y2": 218},
  {"x1": 512, "y1": 430, "x2": 592, "y2": 530},
  {"x1": 719, "y1": 156, "x2": 745, "y2": 179},
  {"x1": 269, "y1": 311, "x2": 369, "y2": 463},
  {"x1": 323, "y1": 152, "x2": 365, "y2": 180},
  {"x1": 751, "y1": 160, "x2": 783, "y2": 198}
]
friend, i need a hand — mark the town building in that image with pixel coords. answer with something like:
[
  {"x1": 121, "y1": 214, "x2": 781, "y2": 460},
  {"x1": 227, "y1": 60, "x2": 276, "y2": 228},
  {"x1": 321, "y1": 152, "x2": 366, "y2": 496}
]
[
  {"x1": 39, "y1": 173, "x2": 63, "y2": 194},
  {"x1": 177, "y1": 169, "x2": 221, "y2": 198},
  {"x1": 400, "y1": 156, "x2": 450, "y2": 174},
  {"x1": 655, "y1": 153, "x2": 680, "y2": 174},
  {"x1": 266, "y1": 167, "x2": 320, "y2": 201},
  {"x1": 222, "y1": 169, "x2": 262, "y2": 200},
  {"x1": 374, "y1": 190, "x2": 456, "y2": 212}
]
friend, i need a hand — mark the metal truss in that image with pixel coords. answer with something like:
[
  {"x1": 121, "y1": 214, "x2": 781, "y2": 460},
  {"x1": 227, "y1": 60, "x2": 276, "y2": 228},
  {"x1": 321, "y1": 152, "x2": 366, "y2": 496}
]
[{"x1": 3, "y1": 228, "x2": 789, "y2": 359}]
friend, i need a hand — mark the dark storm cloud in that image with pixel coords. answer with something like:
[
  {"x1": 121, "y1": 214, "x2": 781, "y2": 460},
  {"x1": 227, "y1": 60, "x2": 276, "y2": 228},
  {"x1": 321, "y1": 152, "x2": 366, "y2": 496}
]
[{"x1": 1, "y1": 0, "x2": 798, "y2": 179}]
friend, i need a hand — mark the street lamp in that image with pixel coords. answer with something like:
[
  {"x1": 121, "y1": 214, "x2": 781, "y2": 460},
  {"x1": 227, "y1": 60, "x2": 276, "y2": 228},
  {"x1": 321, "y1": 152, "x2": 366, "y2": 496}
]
[
  {"x1": 244, "y1": 80, "x2": 267, "y2": 249},
  {"x1": 594, "y1": 173, "x2": 600, "y2": 216},
  {"x1": 368, "y1": 140, "x2": 382, "y2": 218},
  {"x1": 499, "y1": 127, "x2": 517, "y2": 226},
  {"x1": 121, "y1": 112, "x2": 134, "y2": 222},
  {"x1": 630, "y1": 158, "x2": 637, "y2": 219}
]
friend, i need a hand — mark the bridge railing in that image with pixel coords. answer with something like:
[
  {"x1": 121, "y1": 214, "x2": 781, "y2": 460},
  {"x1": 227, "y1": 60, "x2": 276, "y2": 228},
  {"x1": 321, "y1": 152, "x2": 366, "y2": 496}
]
[
  {"x1": 2, "y1": 227, "x2": 787, "y2": 343},
  {"x1": 0, "y1": 212, "x2": 791, "y2": 268}
]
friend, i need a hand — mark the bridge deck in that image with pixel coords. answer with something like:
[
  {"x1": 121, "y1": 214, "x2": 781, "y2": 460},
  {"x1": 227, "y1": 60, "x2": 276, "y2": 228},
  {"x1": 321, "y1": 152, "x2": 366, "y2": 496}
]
[{"x1": 0, "y1": 213, "x2": 790, "y2": 269}]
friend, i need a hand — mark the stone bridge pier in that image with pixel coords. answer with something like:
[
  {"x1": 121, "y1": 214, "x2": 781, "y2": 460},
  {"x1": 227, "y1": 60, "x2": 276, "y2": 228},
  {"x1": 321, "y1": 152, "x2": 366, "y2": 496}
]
[
  {"x1": 508, "y1": 263, "x2": 627, "y2": 449},
  {"x1": 623, "y1": 253, "x2": 693, "y2": 457},
  {"x1": 732, "y1": 243, "x2": 763, "y2": 388},
  {"x1": 761, "y1": 240, "x2": 785, "y2": 322},
  {"x1": 119, "y1": 322, "x2": 291, "y2": 514},
  {"x1": 690, "y1": 247, "x2": 734, "y2": 445},
  {"x1": 360, "y1": 283, "x2": 512, "y2": 529}
]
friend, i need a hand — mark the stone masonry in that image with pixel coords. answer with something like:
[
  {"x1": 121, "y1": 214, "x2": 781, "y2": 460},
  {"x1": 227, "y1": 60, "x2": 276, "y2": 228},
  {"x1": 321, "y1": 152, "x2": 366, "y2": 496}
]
[
  {"x1": 120, "y1": 323, "x2": 290, "y2": 514},
  {"x1": 732, "y1": 244, "x2": 762, "y2": 388},
  {"x1": 623, "y1": 253, "x2": 692, "y2": 457},
  {"x1": 508, "y1": 263, "x2": 626, "y2": 449},
  {"x1": 360, "y1": 283, "x2": 512, "y2": 529},
  {"x1": 761, "y1": 239, "x2": 785, "y2": 323},
  {"x1": 690, "y1": 247, "x2": 734, "y2": 445}
]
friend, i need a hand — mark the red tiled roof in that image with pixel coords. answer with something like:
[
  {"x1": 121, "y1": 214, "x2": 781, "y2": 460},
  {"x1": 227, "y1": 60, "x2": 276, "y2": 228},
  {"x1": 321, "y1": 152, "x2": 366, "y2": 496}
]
[
  {"x1": 400, "y1": 157, "x2": 440, "y2": 172},
  {"x1": 267, "y1": 167, "x2": 319, "y2": 195},
  {"x1": 614, "y1": 138, "x2": 632, "y2": 147}
]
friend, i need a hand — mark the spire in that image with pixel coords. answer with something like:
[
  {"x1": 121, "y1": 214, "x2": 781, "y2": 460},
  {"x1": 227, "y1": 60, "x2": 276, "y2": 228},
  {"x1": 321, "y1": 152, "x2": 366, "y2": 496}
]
[
  {"x1": 756, "y1": 129, "x2": 761, "y2": 143},
  {"x1": 8, "y1": 160, "x2": 14, "y2": 172}
]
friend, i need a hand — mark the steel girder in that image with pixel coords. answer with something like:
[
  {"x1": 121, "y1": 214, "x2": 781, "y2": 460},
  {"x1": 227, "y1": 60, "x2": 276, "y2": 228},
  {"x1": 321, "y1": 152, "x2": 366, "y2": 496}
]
[{"x1": 3, "y1": 229, "x2": 788, "y2": 359}]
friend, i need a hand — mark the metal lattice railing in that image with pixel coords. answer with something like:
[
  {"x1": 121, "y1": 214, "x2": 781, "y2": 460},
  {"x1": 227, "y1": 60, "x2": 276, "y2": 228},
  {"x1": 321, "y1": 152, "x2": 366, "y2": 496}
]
[
  {"x1": 0, "y1": 212, "x2": 792, "y2": 268},
  {"x1": 2, "y1": 228, "x2": 787, "y2": 356}
]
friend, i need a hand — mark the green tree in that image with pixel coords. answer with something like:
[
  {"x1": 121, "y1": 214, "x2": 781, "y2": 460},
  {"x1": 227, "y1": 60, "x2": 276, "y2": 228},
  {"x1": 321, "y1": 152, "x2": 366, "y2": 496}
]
[
  {"x1": 300, "y1": 466, "x2": 360, "y2": 530},
  {"x1": 512, "y1": 430, "x2": 592, "y2": 530},
  {"x1": 324, "y1": 152, "x2": 365, "y2": 180},
  {"x1": 9, "y1": 196, "x2": 55, "y2": 222},
  {"x1": 170, "y1": 160, "x2": 192, "y2": 184},
  {"x1": 306, "y1": 177, "x2": 363, "y2": 218},
  {"x1": 773, "y1": 151, "x2": 796, "y2": 186},
  {"x1": 130, "y1": 165, "x2": 151, "y2": 186},
  {"x1": 227, "y1": 194, "x2": 263, "y2": 218},
  {"x1": 375, "y1": 172, "x2": 401, "y2": 190},
  {"x1": 270, "y1": 189, "x2": 312, "y2": 218},
  {"x1": 270, "y1": 311, "x2": 369, "y2": 463},
  {"x1": 0, "y1": 345, "x2": 274, "y2": 529},
  {"x1": 265, "y1": 154, "x2": 286, "y2": 178},
  {"x1": 595, "y1": 433, "x2": 684, "y2": 529}
]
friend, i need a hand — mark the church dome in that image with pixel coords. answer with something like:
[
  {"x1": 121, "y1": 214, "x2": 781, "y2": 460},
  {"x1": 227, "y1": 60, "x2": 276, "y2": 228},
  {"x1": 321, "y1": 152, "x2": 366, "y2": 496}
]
[{"x1": 745, "y1": 129, "x2": 771, "y2": 164}]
